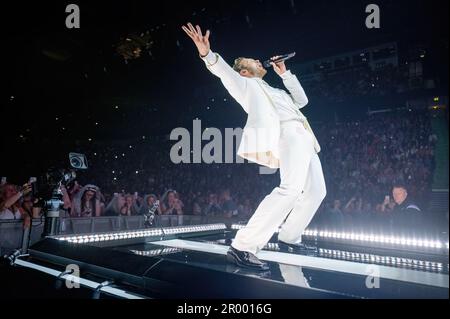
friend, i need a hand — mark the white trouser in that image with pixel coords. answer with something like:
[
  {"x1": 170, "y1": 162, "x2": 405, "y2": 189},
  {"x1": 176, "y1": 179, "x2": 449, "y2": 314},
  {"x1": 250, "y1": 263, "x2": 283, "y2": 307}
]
[{"x1": 232, "y1": 120, "x2": 327, "y2": 255}]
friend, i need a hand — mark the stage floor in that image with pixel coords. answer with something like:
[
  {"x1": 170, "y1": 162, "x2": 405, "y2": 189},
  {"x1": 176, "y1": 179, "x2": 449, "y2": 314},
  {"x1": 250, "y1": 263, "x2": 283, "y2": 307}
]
[{"x1": 111, "y1": 231, "x2": 449, "y2": 299}]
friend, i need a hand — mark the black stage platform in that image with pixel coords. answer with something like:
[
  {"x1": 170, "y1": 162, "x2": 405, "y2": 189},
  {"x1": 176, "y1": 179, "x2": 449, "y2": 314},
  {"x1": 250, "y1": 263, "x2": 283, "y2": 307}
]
[{"x1": 8, "y1": 224, "x2": 449, "y2": 299}]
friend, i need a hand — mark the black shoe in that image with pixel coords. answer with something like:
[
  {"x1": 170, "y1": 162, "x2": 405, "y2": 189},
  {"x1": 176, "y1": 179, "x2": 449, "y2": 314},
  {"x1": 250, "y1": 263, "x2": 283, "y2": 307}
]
[
  {"x1": 278, "y1": 240, "x2": 317, "y2": 253},
  {"x1": 227, "y1": 246, "x2": 269, "y2": 271}
]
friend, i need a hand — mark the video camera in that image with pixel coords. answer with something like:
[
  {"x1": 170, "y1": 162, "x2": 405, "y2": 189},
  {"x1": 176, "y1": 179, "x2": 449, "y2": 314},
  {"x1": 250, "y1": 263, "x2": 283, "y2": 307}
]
[{"x1": 34, "y1": 153, "x2": 88, "y2": 237}]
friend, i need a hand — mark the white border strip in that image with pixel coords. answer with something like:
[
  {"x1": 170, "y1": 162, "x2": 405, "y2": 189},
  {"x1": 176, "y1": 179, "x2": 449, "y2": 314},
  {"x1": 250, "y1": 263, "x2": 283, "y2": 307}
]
[
  {"x1": 154, "y1": 239, "x2": 449, "y2": 289},
  {"x1": 14, "y1": 258, "x2": 145, "y2": 299}
]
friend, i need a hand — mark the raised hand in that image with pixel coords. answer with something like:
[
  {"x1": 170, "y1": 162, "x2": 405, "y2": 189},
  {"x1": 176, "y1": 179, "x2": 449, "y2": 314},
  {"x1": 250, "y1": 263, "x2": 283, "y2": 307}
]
[
  {"x1": 181, "y1": 23, "x2": 211, "y2": 57},
  {"x1": 270, "y1": 55, "x2": 287, "y2": 76},
  {"x1": 21, "y1": 183, "x2": 32, "y2": 196}
]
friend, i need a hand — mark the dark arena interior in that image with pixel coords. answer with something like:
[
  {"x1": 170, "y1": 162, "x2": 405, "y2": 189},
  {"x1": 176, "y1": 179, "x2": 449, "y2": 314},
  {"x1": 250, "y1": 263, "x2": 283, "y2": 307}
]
[{"x1": 1, "y1": 0, "x2": 448, "y2": 308}]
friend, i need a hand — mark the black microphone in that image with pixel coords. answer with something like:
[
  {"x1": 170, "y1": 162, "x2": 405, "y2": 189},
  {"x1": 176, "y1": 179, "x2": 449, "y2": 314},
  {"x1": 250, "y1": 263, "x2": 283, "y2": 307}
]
[{"x1": 263, "y1": 52, "x2": 296, "y2": 68}]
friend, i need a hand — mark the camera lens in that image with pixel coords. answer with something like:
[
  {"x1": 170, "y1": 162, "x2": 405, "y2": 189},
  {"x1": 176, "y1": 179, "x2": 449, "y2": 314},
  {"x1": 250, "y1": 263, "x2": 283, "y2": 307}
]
[
  {"x1": 71, "y1": 157, "x2": 81, "y2": 168},
  {"x1": 69, "y1": 153, "x2": 88, "y2": 170}
]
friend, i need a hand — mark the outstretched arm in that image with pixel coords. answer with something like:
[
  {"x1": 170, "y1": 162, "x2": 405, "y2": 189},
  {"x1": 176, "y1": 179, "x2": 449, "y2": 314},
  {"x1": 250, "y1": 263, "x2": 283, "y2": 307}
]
[{"x1": 182, "y1": 23, "x2": 248, "y2": 109}]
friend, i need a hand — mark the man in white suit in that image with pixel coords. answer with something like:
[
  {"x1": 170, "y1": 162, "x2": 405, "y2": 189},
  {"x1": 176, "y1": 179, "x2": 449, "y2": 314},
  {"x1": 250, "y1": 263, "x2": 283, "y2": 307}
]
[{"x1": 182, "y1": 23, "x2": 326, "y2": 271}]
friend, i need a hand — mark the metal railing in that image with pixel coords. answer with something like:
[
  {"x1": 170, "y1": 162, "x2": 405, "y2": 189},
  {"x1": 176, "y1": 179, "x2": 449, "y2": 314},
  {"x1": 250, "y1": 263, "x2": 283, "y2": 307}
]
[
  {"x1": 3, "y1": 213, "x2": 446, "y2": 256},
  {"x1": 0, "y1": 214, "x2": 240, "y2": 255}
]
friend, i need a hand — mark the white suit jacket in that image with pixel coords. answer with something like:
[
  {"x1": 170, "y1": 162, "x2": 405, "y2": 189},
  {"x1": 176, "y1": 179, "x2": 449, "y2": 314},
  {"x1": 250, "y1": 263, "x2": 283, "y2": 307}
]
[{"x1": 202, "y1": 51, "x2": 321, "y2": 169}]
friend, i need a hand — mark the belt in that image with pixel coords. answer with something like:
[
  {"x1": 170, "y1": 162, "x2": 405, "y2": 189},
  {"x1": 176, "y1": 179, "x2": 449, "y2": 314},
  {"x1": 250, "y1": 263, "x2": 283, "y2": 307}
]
[{"x1": 281, "y1": 118, "x2": 316, "y2": 141}]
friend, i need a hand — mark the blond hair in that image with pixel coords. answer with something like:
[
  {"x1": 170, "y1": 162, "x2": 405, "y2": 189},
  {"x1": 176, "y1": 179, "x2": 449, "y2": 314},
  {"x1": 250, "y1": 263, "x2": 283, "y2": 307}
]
[{"x1": 232, "y1": 57, "x2": 247, "y2": 73}]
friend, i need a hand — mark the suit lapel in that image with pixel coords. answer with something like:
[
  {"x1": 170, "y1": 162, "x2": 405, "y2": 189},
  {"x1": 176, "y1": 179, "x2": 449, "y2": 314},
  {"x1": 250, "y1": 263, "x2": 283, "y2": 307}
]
[{"x1": 254, "y1": 79, "x2": 278, "y2": 113}]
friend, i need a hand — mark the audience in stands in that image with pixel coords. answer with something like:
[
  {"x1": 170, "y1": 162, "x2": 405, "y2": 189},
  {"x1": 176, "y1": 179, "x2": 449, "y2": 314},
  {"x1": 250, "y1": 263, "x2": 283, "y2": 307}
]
[{"x1": 0, "y1": 109, "x2": 439, "y2": 232}]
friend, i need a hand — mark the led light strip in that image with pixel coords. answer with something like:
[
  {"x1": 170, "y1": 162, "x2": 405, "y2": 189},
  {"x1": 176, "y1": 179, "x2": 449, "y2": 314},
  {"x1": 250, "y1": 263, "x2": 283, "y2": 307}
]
[
  {"x1": 56, "y1": 229, "x2": 164, "y2": 244},
  {"x1": 162, "y1": 224, "x2": 226, "y2": 235},
  {"x1": 130, "y1": 247, "x2": 182, "y2": 257},
  {"x1": 303, "y1": 229, "x2": 448, "y2": 250},
  {"x1": 318, "y1": 248, "x2": 447, "y2": 272},
  {"x1": 264, "y1": 242, "x2": 281, "y2": 251},
  {"x1": 54, "y1": 223, "x2": 227, "y2": 244},
  {"x1": 231, "y1": 224, "x2": 251, "y2": 231},
  {"x1": 231, "y1": 224, "x2": 449, "y2": 251},
  {"x1": 262, "y1": 243, "x2": 446, "y2": 272}
]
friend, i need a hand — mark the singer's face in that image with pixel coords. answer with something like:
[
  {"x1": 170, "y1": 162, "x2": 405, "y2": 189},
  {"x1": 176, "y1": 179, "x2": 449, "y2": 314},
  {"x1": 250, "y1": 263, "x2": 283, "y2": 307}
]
[{"x1": 240, "y1": 58, "x2": 267, "y2": 78}]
